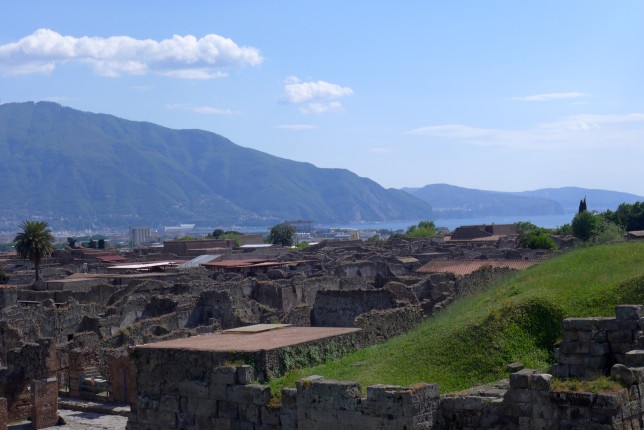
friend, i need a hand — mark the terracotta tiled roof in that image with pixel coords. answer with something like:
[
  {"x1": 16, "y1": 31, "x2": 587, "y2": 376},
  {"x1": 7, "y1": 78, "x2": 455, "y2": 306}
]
[{"x1": 416, "y1": 259, "x2": 538, "y2": 276}]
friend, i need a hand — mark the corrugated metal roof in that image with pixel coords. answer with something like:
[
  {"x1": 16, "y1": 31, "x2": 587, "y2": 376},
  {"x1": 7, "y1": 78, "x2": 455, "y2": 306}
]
[
  {"x1": 416, "y1": 259, "x2": 538, "y2": 276},
  {"x1": 177, "y1": 254, "x2": 221, "y2": 269}
]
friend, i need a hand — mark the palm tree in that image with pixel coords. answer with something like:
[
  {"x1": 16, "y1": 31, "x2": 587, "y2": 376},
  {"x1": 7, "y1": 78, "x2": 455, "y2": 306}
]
[{"x1": 13, "y1": 220, "x2": 55, "y2": 281}]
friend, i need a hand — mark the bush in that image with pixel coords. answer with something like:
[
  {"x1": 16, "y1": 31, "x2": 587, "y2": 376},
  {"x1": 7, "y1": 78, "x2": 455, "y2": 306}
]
[
  {"x1": 554, "y1": 223, "x2": 572, "y2": 235},
  {"x1": 572, "y1": 211, "x2": 599, "y2": 242},
  {"x1": 595, "y1": 219, "x2": 625, "y2": 244},
  {"x1": 517, "y1": 221, "x2": 557, "y2": 250},
  {"x1": 405, "y1": 221, "x2": 437, "y2": 238}
]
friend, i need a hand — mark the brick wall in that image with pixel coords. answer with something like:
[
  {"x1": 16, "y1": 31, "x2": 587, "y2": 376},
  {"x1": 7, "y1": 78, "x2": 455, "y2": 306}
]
[
  {"x1": 31, "y1": 377, "x2": 58, "y2": 429},
  {"x1": 0, "y1": 397, "x2": 7, "y2": 430},
  {"x1": 109, "y1": 354, "x2": 137, "y2": 404}
]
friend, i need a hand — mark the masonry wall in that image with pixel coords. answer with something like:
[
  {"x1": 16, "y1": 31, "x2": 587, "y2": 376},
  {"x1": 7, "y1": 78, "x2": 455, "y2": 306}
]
[
  {"x1": 311, "y1": 289, "x2": 398, "y2": 327},
  {"x1": 551, "y1": 304, "x2": 644, "y2": 379},
  {"x1": 0, "y1": 397, "x2": 7, "y2": 430},
  {"x1": 127, "y1": 365, "x2": 441, "y2": 430},
  {"x1": 108, "y1": 354, "x2": 137, "y2": 404},
  {"x1": 31, "y1": 377, "x2": 58, "y2": 429}
]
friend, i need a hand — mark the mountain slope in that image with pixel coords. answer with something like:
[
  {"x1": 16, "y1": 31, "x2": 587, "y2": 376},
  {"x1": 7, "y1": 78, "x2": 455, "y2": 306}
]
[
  {"x1": 410, "y1": 184, "x2": 564, "y2": 218},
  {"x1": 516, "y1": 187, "x2": 644, "y2": 213},
  {"x1": 0, "y1": 102, "x2": 432, "y2": 228}
]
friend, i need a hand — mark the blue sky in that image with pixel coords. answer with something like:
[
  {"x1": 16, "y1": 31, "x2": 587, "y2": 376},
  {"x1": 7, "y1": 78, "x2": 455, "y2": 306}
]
[{"x1": 2, "y1": 1, "x2": 644, "y2": 195}]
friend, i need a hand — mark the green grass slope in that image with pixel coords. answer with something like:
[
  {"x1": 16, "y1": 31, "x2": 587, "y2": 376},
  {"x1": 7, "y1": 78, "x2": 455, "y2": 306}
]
[{"x1": 270, "y1": 242, "x2": 644, "y2": 395}]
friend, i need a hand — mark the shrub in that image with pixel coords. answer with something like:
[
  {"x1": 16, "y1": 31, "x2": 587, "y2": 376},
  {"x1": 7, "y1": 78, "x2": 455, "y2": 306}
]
[
  {"x1": 405, "y1": 221, "x2": 437, "y2": 238},
  {"x1": 517, "y1": 221, "x2": 557, "y2": 250},
  {"x1": 571, "y1": 211, "x2": 599, "y2": 242}
]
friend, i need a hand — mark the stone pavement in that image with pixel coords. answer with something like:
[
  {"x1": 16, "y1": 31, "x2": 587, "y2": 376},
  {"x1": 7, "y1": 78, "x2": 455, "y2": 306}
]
[{"x1": 51, "y1": 410, "x2": 127, "y2": 430}]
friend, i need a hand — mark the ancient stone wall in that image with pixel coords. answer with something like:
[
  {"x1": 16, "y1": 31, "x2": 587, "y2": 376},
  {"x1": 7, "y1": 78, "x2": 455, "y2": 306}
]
[
  {"x1": 0, "y1": 397, "x2": 7, "y2": 430},
  {"x1": 442, "y1": 368, "x2": 640, "y2": 430},
  {"x1": 0, "y1": 286, "x2": 16, "y2": 308},
  {"x1": 354, "y1": 306, "x2": 423, "y2": 345},
  {"x1": 311, "y1": 289, "x2": 397, "y2": 327},
  {"x1": 551, "y1": 304, "x2": 644, "y2": 379},
  {"x1": 127, "y1": 365, "x2": 441, "y2": 430}
]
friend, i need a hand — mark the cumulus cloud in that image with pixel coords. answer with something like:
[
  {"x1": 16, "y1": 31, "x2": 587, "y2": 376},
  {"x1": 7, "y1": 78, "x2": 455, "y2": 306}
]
[
  {"x1": 166, "y1": 103, "x2": 238, "y2": 115},
  {"x1": 514, "y1": 92, "x2": 587, "y2": 101},
  {"x1": 0, "y1": 28, "x2": 262, "y2": 78},
  {"x1": 274, "y1": 124, "x2": 318, "y2": 130},
  {"x1": 282, "y1": 77, "x2": 352, "y2": 114},
  {"x1": 406, "y1": 113, "x2": 644, "y2": 151}
]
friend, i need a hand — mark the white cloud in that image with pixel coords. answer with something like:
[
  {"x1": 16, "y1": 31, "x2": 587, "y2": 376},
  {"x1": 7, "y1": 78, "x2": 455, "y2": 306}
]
[
  {"x1": 283, "y1": 77, "x2": 353, "y2": 104},
  {"x1": 282, "y1": 76, "x2": 353, "y2": 114},
  {"x1": 406, "y1": 113, "x2": 644, "y2": 151},
  {"x1": 514, "y1": 92, "x2": 587, "y2": 102},
  {"x1": 300, "y1": 101, "x2": 344, "y2": 114},
  {"x1": 274, "y1": 124, "x2": 318, "y2": 130},
  {"x1": 0, "y1": 28, "x2": 262, "y2": 78},
  {"x1": 166, "y1": 103, "x2": 238, "y2": 115}
]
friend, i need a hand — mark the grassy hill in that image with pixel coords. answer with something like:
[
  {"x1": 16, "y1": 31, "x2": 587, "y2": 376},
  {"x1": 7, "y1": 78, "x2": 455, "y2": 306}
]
[
  {"x1": 0, "y1": 101, "x2": 432, "y2": 228},
  {"x1": 270, "y1": 242, "x2": 644, "y2": 395}
]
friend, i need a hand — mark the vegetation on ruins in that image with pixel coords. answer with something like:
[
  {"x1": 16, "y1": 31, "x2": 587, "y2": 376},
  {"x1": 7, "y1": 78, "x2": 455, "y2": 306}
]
[
  {"x1": 268, "y1": 242, "x2": 644, "y2": 396},
  {"x1": 268, "y1": 223, "x2": 296, "y2": 246},
  {"x1": 404, "y1": 220, "x2": 438, "y2": 238},
  {"x1": 516, "y1": 221, "x2": 557, "y2": 250},
  {"x1": 13, "y1": 220, "x2": 55, "y2": 281},
  {"x1": 603, "y1": 201, "x2": 644, "y2": 232}
]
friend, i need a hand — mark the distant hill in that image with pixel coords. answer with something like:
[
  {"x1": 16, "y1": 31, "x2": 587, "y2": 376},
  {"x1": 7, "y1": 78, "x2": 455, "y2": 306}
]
[
  {"x1": 0, "y1": 102, "x2": 432, "y2": 229},
  {"x1": 516, "y1": 187, "x2": 644, "y2": 213},
  {"x1": 408, "y1": 184, "x2": 565, "y2": 218}
]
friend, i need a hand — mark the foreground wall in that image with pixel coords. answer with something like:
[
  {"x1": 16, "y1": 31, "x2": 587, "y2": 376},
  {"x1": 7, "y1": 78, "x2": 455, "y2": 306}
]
[{"x1": 127, "y1": 364, "x2": 440, "y2": 430}]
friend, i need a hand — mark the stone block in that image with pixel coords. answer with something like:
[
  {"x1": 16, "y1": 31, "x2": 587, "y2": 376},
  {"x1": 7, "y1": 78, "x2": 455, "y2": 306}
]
[
  {"x1": 550, "y1": 363, "x2": 569, "y2": 379},
  {"x1": 195, "y1": 415, "x2": 217, "y2": 430},
  {"x1": 261, "y1": 406, "x2": 281, "y2": 425},
  {"x1": 611, "y1": 364, "x2": 637, "y2": 386},
  {"x1": 212, "y1": 366, "x2": 237, "y2": 385},
  {"x1": 568, "y1": 364, "x2": 589, "y2": 378},
  {"x1": 591, "y1": 342, "x2": 611, "y2": 355},
  {"x1": 159, "y1": 395, "x2": 179, "y2": 412},
  {"x1": 507, "y1": 362, "x2": 524, "y2": 372},
  {"x1": 237, "y1": 365, "x2": 256, "y2": 385},
  {"x1": 178, "y1": 380, "x2": 209, "y2": 399},
  {"x1": 616, "y1": 305, "x2": 644, "y2": 320},
  {"x1": 176, "y1": 412, "x2": 194, "y2": 429},
  {"x1": 218, "y1": 401, "x2": 238, "y2": 419},
  {"x1": 563, "y1": 318, "x2": 605, "y2": 331},
  {"x1": 0, "y1": 397, "x2": 7, "y2": 430},
  {"x1": 195, "y1": 399, "x2": 218, "y2": 417},
  {"x1": 509, "y1": 369, "x2": 534, "y2": 389},
  {"x1": 618, "y1": 319, "x2": 640, "y2": 331},
  {"x1": 281, "y1": 388, "x2": 297, "y2": 407},
  {"x1": 584, "y1": 355, "x2": 608, "y2": 369},
  {"x1": 150, "y1": 410, "x2": 176, "y2": 429},
  {"x1": 625, "y1": 350, "x2": 644, "y2": 367},
  {"x1": 227, "y1": 384, "x2": 271, "y2": 406},
  {"x1": 560, "y1": 353, "x2": 585, "y2": 366},
  {"x1": 214, "y1": 417, "x2": 232, "y2": 430},
  {"x1": 607, "y1": 330, "x2": 633, "y2": 344},
  {"x1": 505, "y1": 389, "x2": 533, "y2": 403},
  {"x1": 238, "y1": 404, "x2": 260, "y2": 423},
  {"x1": 529, "y1": 373, "x2": 551, "y2": 391},
  {"x1": 210, "y1": 383, "x2": 228, "y2": 401}
]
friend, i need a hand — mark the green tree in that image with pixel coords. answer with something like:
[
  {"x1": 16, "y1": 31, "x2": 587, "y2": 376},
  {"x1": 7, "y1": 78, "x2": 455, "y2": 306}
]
[
  {"x1": 66, "y1": 237, "x2": 76, "y2": 248},
  {"x1": 405, "y1": 220, "x2": 437, "y2": 238},
  {"x1": 268, "y1": 223, "x2": 295, "y2": 246},
  {"x1": 578, "y1": 196, "x2": 587, "y2": 214},
  {"x1": 13, "y1": 220, "x2": 55, "y2": 281},
  {"x1": 571, "y1": 210, "x2": 598, "y2": 242},
  {"x1": 211, "y1": 229, "x2": 225, "y2": 238},
  {"x1": 98, "y1": 238, "x2": 106, "y2": 249}
]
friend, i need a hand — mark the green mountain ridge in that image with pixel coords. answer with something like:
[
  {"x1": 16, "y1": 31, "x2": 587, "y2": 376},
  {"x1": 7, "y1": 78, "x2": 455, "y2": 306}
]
[{"x1": 0, "y1": 101, "x2": 432, "y2": 229}]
